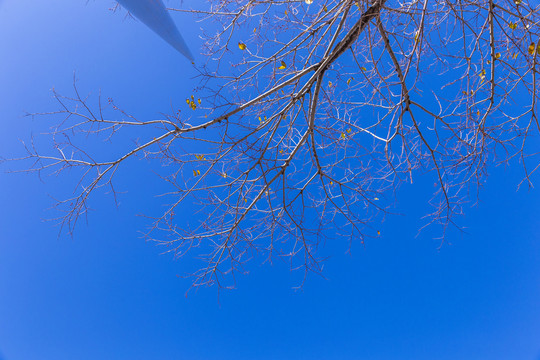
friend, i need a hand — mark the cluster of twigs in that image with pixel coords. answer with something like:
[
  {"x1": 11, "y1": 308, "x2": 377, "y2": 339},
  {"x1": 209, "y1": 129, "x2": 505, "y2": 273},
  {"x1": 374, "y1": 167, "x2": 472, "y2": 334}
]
[{"x1": 17, "y1": 0, "x2": 540, "y2": 290}]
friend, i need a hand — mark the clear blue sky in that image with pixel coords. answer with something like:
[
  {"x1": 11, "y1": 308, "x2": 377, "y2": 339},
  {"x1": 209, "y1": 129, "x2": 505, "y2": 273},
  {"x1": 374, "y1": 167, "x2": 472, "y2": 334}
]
[{"x1": 1, "y1": 1, "x2": 539, "y2": 359}]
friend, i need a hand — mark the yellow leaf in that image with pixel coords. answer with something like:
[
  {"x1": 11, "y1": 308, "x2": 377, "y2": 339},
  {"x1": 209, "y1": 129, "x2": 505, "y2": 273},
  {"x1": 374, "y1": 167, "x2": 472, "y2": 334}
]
[
  {"x1": 284, "y1": 10, "x2": 288, "y2": 15},
  {"x1": 278, "y1": 60, "x2": 287, "y2": 70},
  {"x1": 512, "y1": 53, "x2": 518, "y2": 59},
  {"x1": 509, "y1": 22, "x2": 517, "y2": 30},
  {"x1": 374, "y1": 197, "x2": 379, "y2": 200},
  {"x1": 238, "y1": 42, "x2": 247, "y2": 50},
  {"x1": 222, "y1": 173, "x2": 227, "y2": 178},
  {"x1": 476, "y1": 110, "x2": 480, "y2": 116},
  {"x1": 328, "y1": 81, "x2": 332, "y2": 87},
  {"x1": 361, "y1": 66, "x2": 367, "y2": 71},
  {"x1": 528, "y1": 43, "x2": 535, "y2": 55},
  {"x1": 377, "y1": 230, "x2": 381, "y2": 236},
  {"x1": 253, "y1": 28, "x2": 257, "y2": 33},
  {"x1": 514, "y1": 0, "x2": 521, "y2": 4},
  {"x1": 340, "y1": 133, "x2": 346, "y2": 139},
  {"x1": 197, "y1": 98, "x2": 201, "y2": 105},
  {"x1": 193, "y1": 170, "x2": 201, "y2": 176},
  {"x1": 305, "y1": 0, "x2": 313, "y2": 4},
  {"x1": 347, "y1": 77, "x2": 353, "y2": 85},
  {"x1": 346, "y1": 128, "x2": 352, "y2": 133},
  {"x1": 330, "y1": 181, "x2": 333, "y2": 185},
  {"x1": 323, "y1": 5, "x2": 328, "y2": 12},
  {"x1": 478, "y1": 69, "x2": 485, "y2": 81},
  {"x1": 495, "y1": 52, "x2": 501, "y2": 59},
  {"x1": 185, "y1": 98, "x2": 190, "y2": 105}
]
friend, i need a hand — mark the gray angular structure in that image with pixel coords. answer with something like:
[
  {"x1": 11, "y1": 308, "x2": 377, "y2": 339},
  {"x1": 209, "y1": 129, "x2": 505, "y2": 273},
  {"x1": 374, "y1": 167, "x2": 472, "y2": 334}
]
[{"x1": 117, "y1": 0, "x2": 194, "y2": 61}]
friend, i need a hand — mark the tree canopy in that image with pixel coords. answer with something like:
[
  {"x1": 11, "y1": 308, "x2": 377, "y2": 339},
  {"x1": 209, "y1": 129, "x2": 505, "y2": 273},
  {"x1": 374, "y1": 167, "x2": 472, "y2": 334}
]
[{"x1": 21, "y1": 0, "x2": 540, "y2": 290}]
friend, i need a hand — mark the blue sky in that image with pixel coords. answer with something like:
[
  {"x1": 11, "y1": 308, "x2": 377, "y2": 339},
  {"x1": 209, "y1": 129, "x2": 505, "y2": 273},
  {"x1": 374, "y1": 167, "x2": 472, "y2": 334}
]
[{"x1": 0, "y1": 1, "x2": 539, "y2": 359}]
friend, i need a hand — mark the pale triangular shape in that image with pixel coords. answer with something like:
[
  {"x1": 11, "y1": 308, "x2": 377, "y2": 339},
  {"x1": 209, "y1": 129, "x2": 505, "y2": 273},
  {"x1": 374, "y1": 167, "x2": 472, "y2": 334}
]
[{"x1": 117, "y1": 0, "x2": 194, "y2": 61}]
